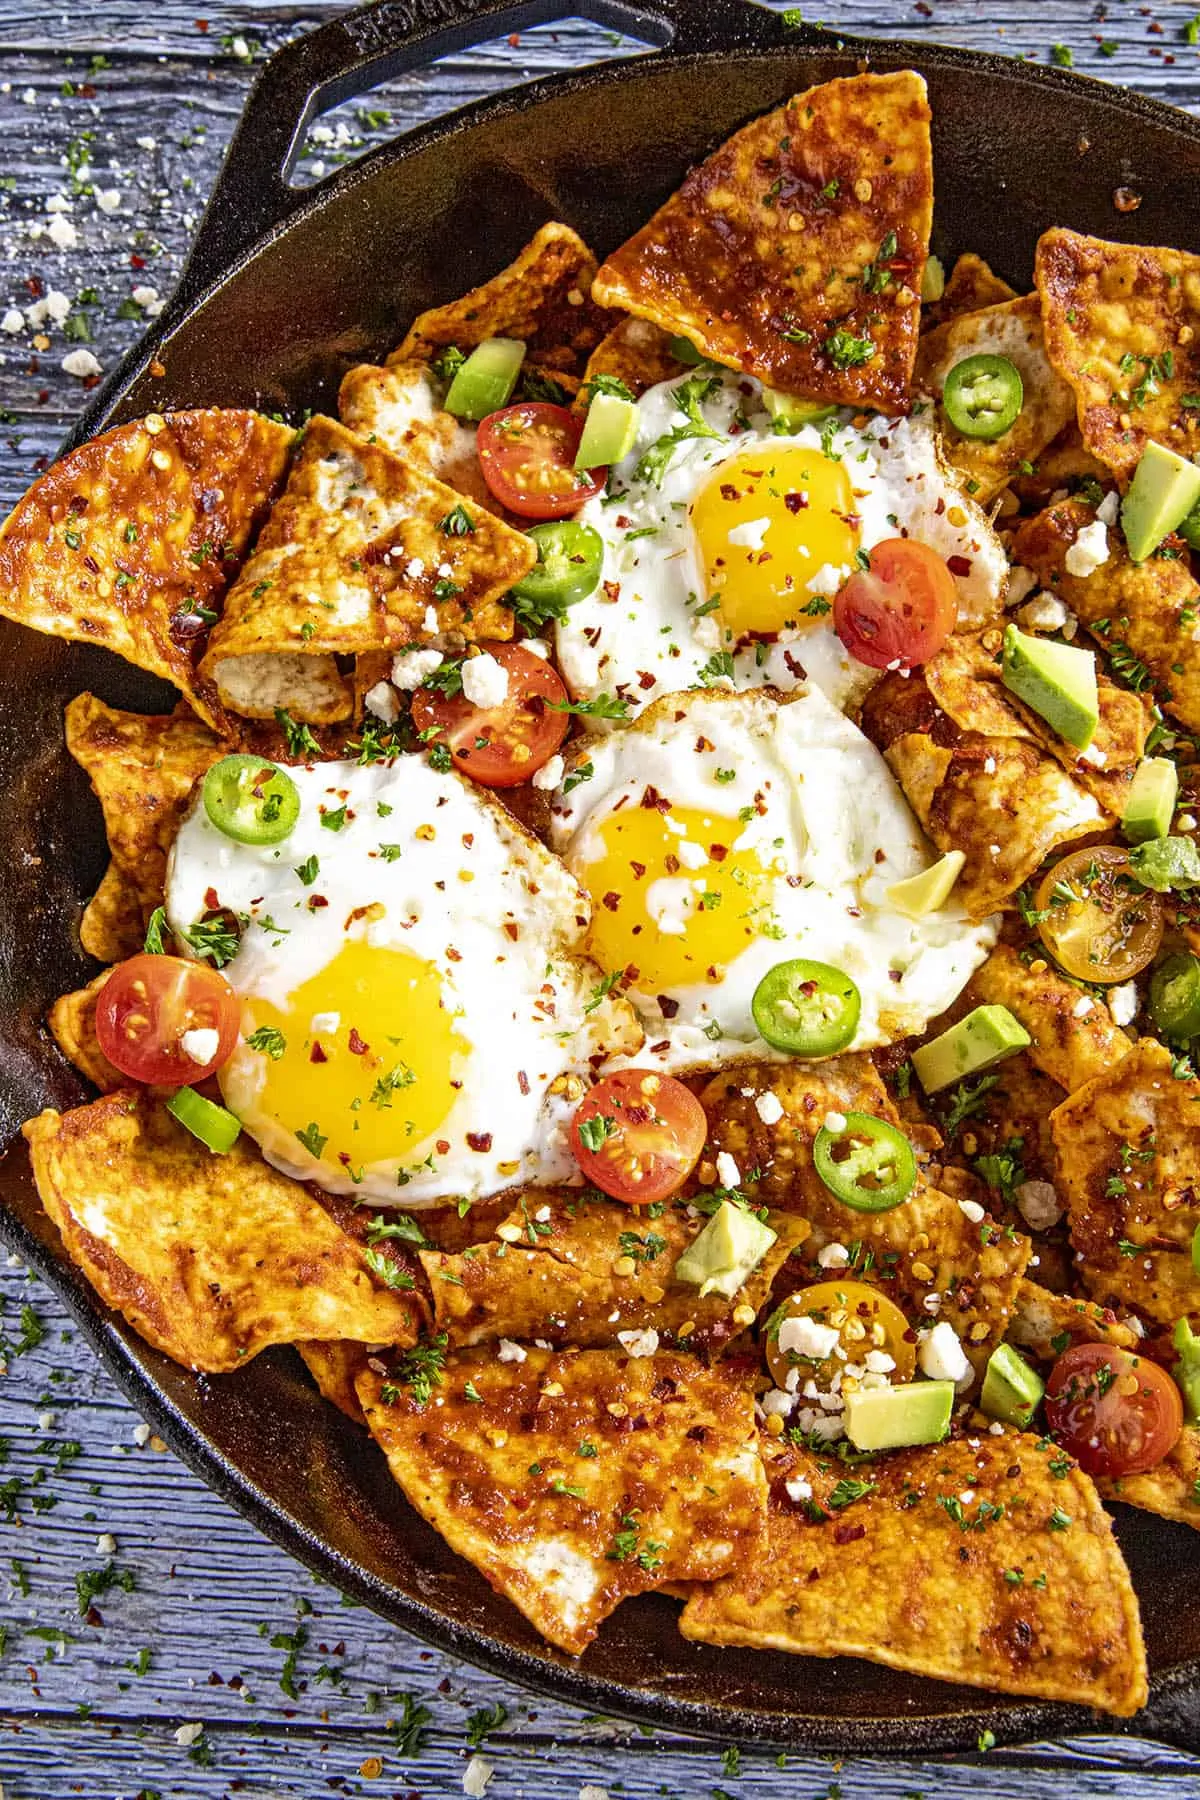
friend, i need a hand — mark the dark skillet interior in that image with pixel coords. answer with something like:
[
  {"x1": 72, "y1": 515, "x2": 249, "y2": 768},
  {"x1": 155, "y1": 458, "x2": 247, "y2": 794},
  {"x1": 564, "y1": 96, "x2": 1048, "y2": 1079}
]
[{"x1": 4, "y1": 17, "x2": 1200, "y2": 1753}]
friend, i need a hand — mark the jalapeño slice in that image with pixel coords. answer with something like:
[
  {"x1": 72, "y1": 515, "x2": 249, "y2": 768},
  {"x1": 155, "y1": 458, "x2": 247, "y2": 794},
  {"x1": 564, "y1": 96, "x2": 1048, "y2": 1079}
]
[
  {"x1": 751, "y1": 958, "x2": 861, "y2": 1056},
  {"x1": 165, "y1": 1086, "x2": 242, "y2": 1154},
  {"x1": 813, "y1": 1111, "x2": 917, "y2": 1213},
  {"x1": 512, "y1": 520, "x2": 604, "y2": 611},
  {"x1": 942, "y1": 353, "x2": 1024, "y2": 440},
  {"x1": 1149, "y1": 951, "x2": 1200, "y2": 1039},
  {"x1": 203, "y1": 755, "x2": 300, "y2": 846}
]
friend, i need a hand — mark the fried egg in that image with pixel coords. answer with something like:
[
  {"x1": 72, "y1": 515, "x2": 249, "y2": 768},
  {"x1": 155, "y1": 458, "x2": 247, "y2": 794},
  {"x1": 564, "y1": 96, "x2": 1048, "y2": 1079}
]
[
  {"x1": 548, "y1": 687, "x2": 996, "y2": 1070},
  {"x1": 555, "y1": 369, "x2": 1006, "y2": 719},
  {"x1": 165, "y1": 757, "x2": 638, "y2": 1207}
]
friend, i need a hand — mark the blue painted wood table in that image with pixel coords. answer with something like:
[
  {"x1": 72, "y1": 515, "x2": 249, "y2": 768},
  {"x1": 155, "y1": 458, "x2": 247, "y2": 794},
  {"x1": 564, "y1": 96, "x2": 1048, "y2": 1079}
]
[{"x1": 4, "y1": 3, "x2": 1200, "y2": 1794}]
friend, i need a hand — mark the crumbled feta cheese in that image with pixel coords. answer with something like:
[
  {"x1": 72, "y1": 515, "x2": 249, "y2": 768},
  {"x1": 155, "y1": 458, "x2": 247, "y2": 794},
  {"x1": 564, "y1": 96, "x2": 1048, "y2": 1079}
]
[
  {"x1": 754, "y1": 1090, "x2": 784, "y2": 1126},
  {"x1": 580, "y1": 1788, "x2": 611, "y2": 1800},
  {"x1": 47, "y1": 213, "x2": 78, "y2": 250},
  {"x1": 958, "y1": 1197, "x2": 986, "y2": 1225},
  {"x1": 823, "y1": 1110, "x2": 847, "y2": 1134},
  {"x1": 404, "y1": 555, "x2": 424, "y2": 578},
  {"x1": 1015, "y1": 1178, "x2": 1062, "y2": 1231},
  {"x1": 1079, "y1": 744, "x2": 1108, "y2": 768},
  {"x1": 96, "y1": 1533, "x2": 116, "y2": 1556},
  {"x1": 760, "y1": 1386, "x2": 795, "y2": 1417},
  {"x1": 1018, "y1": 591, "x2": 1070, "y2": 634},
  {"x1": 132, "y1": 1423, "x2": 152, "y2": 1447},
  {"x1": 37, "y1": 1409, "x2": 55, "y2": 1431},
  {"x1": 715, "y1": 1151, "x2": 740, "y2": 1189},
  {"x1": 1109, "y1": 980, "x2": 1139, "y2": 1027},
  {"x1": 918, "y1": 1320, "x2": 969, "y2": 1383},
  {"x1": 784, "y1": 1477, "x2": 813, "y2": 1504},
  {"x1": 1005, "y1": 565, "x2": 1039, "y2": 606},
  {"x1": 174, "y1": 1722, "x2": 204, "y2": 1747},
  {"x1": 391, "y1": 647, "x2": 443, "y2": 689},
  {"x1": 45, "y1": 193, "x2": 71, "y2": 215},
  {"x1": 61, "y1": 347, "x2": 101, "y2": 378},
  {"x1": 422, "y1": 605, "x2": 438, "y2": 634},
  {"x1": 1, "y1": 309, "x2": 22, "y2": 335},
  {"x1": 817, "y1": 1241, "x2": 850, "y2": 1270},
  {"x1": 42, "y1": 289, "x2": 70, "y2": 325},
  {"x1": 179, "y1": 1027, "x2": 220, "y2": 1066},
  {"x1": 463, "y1": 1756, "x2": 494, "y2": 1797},
  {"x1": 522, "y1": 637, "x2": 551, "y2": 659},
  {"x1": 1064, "y1": 518, "x2": 1109, "y2": 577},
  {"x1": 676, "y1": 839, "x2": 708, "y2": 870},
  {"x1": 461, "y1": 651, "x2": 509, "y2": 709},
  {"x1": 617, "y1": 1327, "x2": 659, "y2": 1358},
  {"x1": 1097, "y1": 489, "x2": 1120, "y2": 526},
  {"x1": 311, "y1": 1012, "x2": 340, "y2": 1035},
  {"x1": 727, "y1": 515, "x2": 771, "y2": 550},
  {"x1": 94, "y1": 187, "x2": 121, "y2": 215},
  {"x1": 532, "y1": 754, "x2": 564, "y2": 791},
  {"x1": 863, "y1": 1349, "x2": 896, "y2": 1374},
  {"x1": 364, "y1": 680, "x2": 399, "y2": 724},
  {"x1": 497, "y1": 1339, "x2": 526, "y2": 1363},
  {"x1": 136, "y1": 135, "x2": 158, "y2": 151},
  {"x1": 131, "y1": 284, "x2": 162, "y2": 317},
  {"x1": 777, "y1": 1315, "x2": 840, "y2": 1361},
  {"x1": 1072, "y1": 995, "x2": 1094, "y2": 1018},
  {"x1": 983, "y1": 755, "x2": 997, "y2": 774},
  {"x1": 806, "y1": 561, "x2": 849, "y2": 598}
]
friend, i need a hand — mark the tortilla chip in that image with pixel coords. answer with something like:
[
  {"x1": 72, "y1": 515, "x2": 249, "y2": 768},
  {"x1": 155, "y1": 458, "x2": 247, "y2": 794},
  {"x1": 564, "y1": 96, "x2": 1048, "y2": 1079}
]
[
  {"x1": 1050, "y1": 1039, "x2": 1200, "y2": 1327},
  {"x1": 969, "y1": 944, "x2": 1129, "y2": 1092},
  {"x1": 1013, "y1": 497, "x2": 1200, "y2": 733},
  {"x1": 23, "y1": 1091, "x2": 423, "y2": 1372},
  {"x1": 419, "y1": 1189, "x2": 808, "y2": 1354},
  {"x1": 337, "y1": 361, "x2": 496, "y2": 511},
  {"x1": 0, "y1": 410, "x2": 293, "y2": 732},
  {"x1": 592, "y1": 72, "x2": 932, "y2": 413},
  {"x1": 393, "y1": 222, "x2": 612, "y2": 377},
  {"x1": 65, "y1": 694, "x2": 223, "y2": 915},
  {"x1": 679, "y1": 1430, "x2": 1146, "y2": 1717},
  {"x1": 201, "y1": 417, "x2": 532, "y2": 721},
  {"x1": 1008, "y1": 1279, "x2": 1140, "y2": 1362},
  {"x1": 921, "y1": 632, "x2": 1151, "y2": 817},
  {"x1": 296, "y1": 1341, "x2": 369, "y2": 1426},
  {"x1": 916, "y1": 295, "x2": 1076, "y2": 501},
  {"x1": 701, "y1": 1059, "x2": 1029, "y2": 1374},
  {"x1": 47, "y1": 971, "x2": 122, "y2": 1093},
  {"x1": 1009, "y1": 420, "x2": 1110, "y2": 507},
  {"x1": 574, "y1": 316, "x2": 687, "y2": 408},
  {"x1": 1036, "y1": 227, "x2": 1200, "y2": 477},
  {"x1": 922, "y1": 252, "x2": 1017, "y2": 330},
  {"x1": 79, "y1": 860, "x2": 145, "y2": 962},
  {"x1": 1099, "y1": 1425, "x2": 1200, "y2": 1530},
  {"x1": 357, "y1": 1346, "x2": 765, "y2": 1654}
]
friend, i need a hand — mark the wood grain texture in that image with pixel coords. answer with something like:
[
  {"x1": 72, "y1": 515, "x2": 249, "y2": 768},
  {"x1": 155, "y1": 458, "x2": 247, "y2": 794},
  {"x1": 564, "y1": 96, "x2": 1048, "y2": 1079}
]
[{"x1": 3, "y1": 2, "x2": 1200, "y2": 1793}]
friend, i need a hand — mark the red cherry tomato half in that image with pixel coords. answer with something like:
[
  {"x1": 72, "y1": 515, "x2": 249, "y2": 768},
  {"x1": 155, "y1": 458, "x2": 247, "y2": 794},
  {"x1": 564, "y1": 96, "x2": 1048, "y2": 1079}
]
[
  {"x1": 411, "y1": 641, "x2": 570, "y2": 788},
  {"x1": 1044, "y1": 1342, "x2": 1183, "y2": 1477},
  {"x1": 571, "y1": 1069, "x2": 707, "y2": 1205},
  {"x1": 95, "y1": 953, "x2": 240, "y2": 1086},
  {"x1": 476, "y1": 402, "x2": 604, "y2": 520},
  {"x1": 833, "y1": 537, "x2": 959, "y2": 672}
]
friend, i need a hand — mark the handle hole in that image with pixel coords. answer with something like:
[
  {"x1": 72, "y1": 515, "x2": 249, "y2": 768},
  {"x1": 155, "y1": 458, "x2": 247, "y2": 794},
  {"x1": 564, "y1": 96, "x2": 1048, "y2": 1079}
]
[{"x1": 287, "y1": 18, "x2": 657, "y2": 192}]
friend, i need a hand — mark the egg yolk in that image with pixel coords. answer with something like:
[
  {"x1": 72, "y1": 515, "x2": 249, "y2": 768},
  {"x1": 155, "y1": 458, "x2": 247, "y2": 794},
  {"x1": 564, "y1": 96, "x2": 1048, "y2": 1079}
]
[
  {"x1": 573, "y1": 804, "x2": 777, "y2": 991},
  {"x1": 228, "y1": 940, "x2": 468, "y2": 1176},
  {"x1": 691, "y1": 446, "x2": 860, "y2": 639}
]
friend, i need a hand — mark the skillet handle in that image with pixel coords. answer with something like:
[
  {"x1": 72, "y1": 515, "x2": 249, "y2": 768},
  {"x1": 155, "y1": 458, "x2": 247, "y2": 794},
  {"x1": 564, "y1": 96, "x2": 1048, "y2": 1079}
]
[{"x1": 180, "y1": 0, "x2": 833, "y2": 295}]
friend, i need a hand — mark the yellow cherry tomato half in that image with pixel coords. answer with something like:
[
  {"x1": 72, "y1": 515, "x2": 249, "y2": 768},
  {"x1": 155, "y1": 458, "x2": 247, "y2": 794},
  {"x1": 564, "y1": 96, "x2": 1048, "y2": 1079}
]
[
  {"x1": 764, "y1": 1277, "x2": 916, "y2": 1391},
  {"x1": 1034, "y1": 844, "x2": 1163, "y2": 984}
]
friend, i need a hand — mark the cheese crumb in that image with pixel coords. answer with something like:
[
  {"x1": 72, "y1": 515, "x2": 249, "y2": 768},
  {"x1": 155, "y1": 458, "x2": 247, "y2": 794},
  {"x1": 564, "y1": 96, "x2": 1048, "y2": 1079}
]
[
  {"x1": 132, "y1": 1423, "x2": 152, "y2": 1447},
  {"x1": 1018, "y1": 591, "x2": 1070, "y2": 634},
  {"x1": 823, "y1": 1110, "x2": 847, "y2": 1134},
  {"x1": 174, "y1": 1722, "x2": 204, "y2": 1747},
  {"x1": 715, "y1": 1150, "x2": 741, "y2": 1189},
  {"x1": 463, "y1": 1756, "x2": 495, "y2": 1798},
  {"x1": 754, "y1": 1090, "x2": 784, "y2": 1126},
  {"x1": 784, "y1": 1477, "x2": 813, "y2": 1504},
  {"x1": 62, "y1": 347, "x2": 101, "y2": 378},
  {"x1": 364, "y1": 681, "x2": 399, "y2": 724},
  {"x1": 616, "y1": 1327, "x2": 659, "y2": 1358},
  {"x1": 1072, "y1": 995, "x2": 1094, "y2": 1018},
  {"x1": 1064, "y1": 518, "x2": 1109, "y2": 577},
  {"x1": 1097, "y1": 489, "x2": 1120, "y2": 526},
  {"x1": 957, "y1": 1197, "x2": 986, "y2": 1225},
  {"x1": 497, "y1": 1339, "x2": 526, "y2": 1363},
  {"x1": 918, "y1": 1320, "x2": 969, "y2": 1383},
  {"x1": 94, "y1": 187, "x2": 121, "y2": 215},
  {"x1": 391, "y1": 647, "x2": 443, "y2": 690},
  {"x1": 1109, "y1": 980, "x2": 1139, "y2": 1027},
  {"x1": 461, "y1": 652, "x2": 509, "y2": 709},
  {"x1": 179, "y1": 1027, "x2": 220, "y2": 1066},
  {"x1": 817, "y1": 1241, "x2": 850, "y2": 1270},
  {"x1": 1, "y1": 309, "x2": 22, "y2": 334},
  {"x1": 531, "y1": 754, "x2": 564, "y2": 791},
  {"x1": 96, "y1": 1533, "x2": 116, "y2": 1556},
  {"x1": 47, "y1": 213, "x2": 79, "y2": 250},
  {"x1": 777, "y1": 1315, "x2": 840, "y2": 1361}
]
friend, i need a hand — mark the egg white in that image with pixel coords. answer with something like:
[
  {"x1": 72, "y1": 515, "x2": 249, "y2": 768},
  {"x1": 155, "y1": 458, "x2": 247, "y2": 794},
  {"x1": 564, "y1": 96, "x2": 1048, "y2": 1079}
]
[
  {"x1": 554, "y1": 369, "x2": 1006, "y2": 720},
  {"x1": 548, "y1": 686, "x2": 997, "y2": 1071},
  {"x1": 165, "y1": 756, "x2": 638, "y2": 1207}
]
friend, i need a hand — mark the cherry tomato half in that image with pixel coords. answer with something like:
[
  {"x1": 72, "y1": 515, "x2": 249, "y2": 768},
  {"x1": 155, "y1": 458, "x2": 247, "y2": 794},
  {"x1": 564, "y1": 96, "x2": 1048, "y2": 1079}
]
[
  {"x1": 1044, "y1": 1342, "x2": 1183, "y2": 1477},
  {"x1": 410, "y1": 641, "x2": 570, "y2": 788},
  {"x1": 571, "y1": 1069, "x2": 707, "y2": 1205},
  {"x1": 95, "y1": 953, "x2": 240, "y2": 1086},
  {"x1": 1034, "y1": 844, "x2": 1164, "y2": 983},
  {"x1": 833, "y1": 538, "x2": 958, "y2": 672},
  {"x1": 476, "y1": 402, "x2": 604, "y2": 519},
  {"x1": 765, "y1": 1278, "x2": 916, "y2": 1391}
]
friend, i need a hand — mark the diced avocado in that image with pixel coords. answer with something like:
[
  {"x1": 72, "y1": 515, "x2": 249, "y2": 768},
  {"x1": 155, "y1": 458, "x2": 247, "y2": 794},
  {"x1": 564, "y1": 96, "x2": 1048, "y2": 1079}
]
[
  {"x1": 843, "y1": 1380, "x2": 954, "y2": 1451},
  {"x1": 673, "y1": 1199, "x2": 776, "y2": 1300},
  {"x1": 1122, "y1": 757, "x2": 1179, "y2": 844},
  {"x1": 761, "y1": 388, "x2": 839, "y2": 430},
  {"x1": 980, "y1": 1343, "x2": 1045, "y2": 1428},
  {"x1": 1173, "y1": 1317, "x2": 1200, "y2": 1423},
  {"x1": 575, "y1": 391, "x2": 639, "y2": 470},
  {"x1": 1180, "y1": 498, "x2": 1200, "y2": 553},
  {"x1": 911, "y1": 1004, "x2": 1031, "y2": 1095},
  {"x1": 444, "y1": 336, "x2": 525, "y2": 421},
  {"x1": 886, "y1": 850, "x2": 966, "y2": 918},
  {"x1": 1121, "y1": 440, "x2": 1200, "y2": 562},
  {"x1": 1001, "y1": 623, "x2": 1099, "y2": 751}
]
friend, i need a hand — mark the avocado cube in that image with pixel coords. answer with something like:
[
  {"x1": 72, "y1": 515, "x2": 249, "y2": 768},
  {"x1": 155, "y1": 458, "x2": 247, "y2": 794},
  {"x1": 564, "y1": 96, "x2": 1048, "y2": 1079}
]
[
  {"x1": 886, "y1": 850, "x2": 966, "y2": 919},
  {"x1": 910, "y1": 1004, "x2": 1031, "y2": 1095},
  {"x1": 444, "y1": 336, "x2": 525, "y2": 421},
  {"x1": 980, "y1": 1343, "x2": 1045, "y2": 1428},
  {"x1": 1121, "y1": 440, "x2": 1200, "y2": 563},
  {"x1": 575, "y1": 391, "x2": 639, "y2": 470},
  {"x1": 842, "y1": 1380, "x2": 954, "y2": 1450},
  {"x1": 1173, "y1": 1318, "x2": 1200, "y2": 1423},
  {"x1": 1122, "y1": 757, "x2": 1178, "y2": 844},
  {"x1": 760, "y1": 387, "x2": 839, "y2": 429},
  {"x1": 673, "y1": 1199, "x2": 776, "y2": 1300},
  {"x1": 1001, "y1": 624, "x2": 1099, "y2": 751}
]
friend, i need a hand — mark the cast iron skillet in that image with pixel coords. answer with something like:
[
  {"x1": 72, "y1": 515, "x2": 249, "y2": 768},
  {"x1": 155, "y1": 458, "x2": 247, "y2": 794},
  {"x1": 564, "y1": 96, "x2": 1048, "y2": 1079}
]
[{"x1": 3, "y1": 0, "x2": 1200, "y2": 1754}]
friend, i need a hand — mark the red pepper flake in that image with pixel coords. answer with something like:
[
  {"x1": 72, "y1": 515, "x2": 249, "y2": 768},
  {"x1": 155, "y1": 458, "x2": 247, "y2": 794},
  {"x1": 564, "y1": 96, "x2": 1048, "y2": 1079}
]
[
  {"x1": 516, "y1": 1070, "x2": 530, "y2": 1096},
  {"x1": 347, "y1": 1028, "x2": 369, "y2": 1055},
  {"x1": 466, "y1": 1131, "x2": 493, "y2": 1152},
  {"x1": 784, "y1": 491, "x2": 808, "y2": 512},
  {"x1": 307, "y1": 894, "x2": 329, "y2": 910},
  {"x1": 947, "y1": 554, "x2": 972, "y2": 576},
  {"x1": 640, "y1": 785, "x2": 671, "y2": 812},
  {"x1": 833, "y1": 1522, "x2": 866, "y2": 1545},
  {"x1": 603, "y1": 891, "x2": 621, "y2": 911},
  {"x1": 657, "y1": 995, "x2": 680, "y2": 1018},
  {"x1": 310, "y1": 1042, "x2": 327, "y2": 1064},
  {"x1": 629, "y1": 860, "x2": 646, "y2": 880},
  {"x1": 130, "y1": 253, "x2": 146, "y2": 270},
  {"x1": 709, "y1": 843, "x2": 728, "y2": 862}
]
